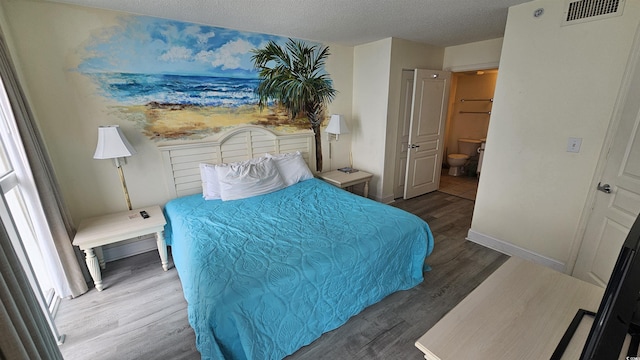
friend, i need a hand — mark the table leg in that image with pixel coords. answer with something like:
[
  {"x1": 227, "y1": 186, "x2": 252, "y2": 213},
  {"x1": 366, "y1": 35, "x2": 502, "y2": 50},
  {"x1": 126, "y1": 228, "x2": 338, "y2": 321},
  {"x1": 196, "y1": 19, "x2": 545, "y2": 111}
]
[
  {"x1": 84, "y1": 248, "x2": 103, "y2": 291},
  {"x1": 95, "y1": 246, "x2": 105, "y2": 270},
  {"x1": 156, "y1": 231, "x2": 169, "y2": 271},
  {"x1": 364, "y1": 181, "x2": 369, "y2": 198}
]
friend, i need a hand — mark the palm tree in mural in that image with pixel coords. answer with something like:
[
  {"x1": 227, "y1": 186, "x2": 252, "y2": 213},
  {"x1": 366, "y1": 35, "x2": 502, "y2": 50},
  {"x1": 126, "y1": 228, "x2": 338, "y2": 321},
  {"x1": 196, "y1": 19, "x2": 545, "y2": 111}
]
[{"x1": 251, "y1": 39, "x2": 337, "y2": 172}]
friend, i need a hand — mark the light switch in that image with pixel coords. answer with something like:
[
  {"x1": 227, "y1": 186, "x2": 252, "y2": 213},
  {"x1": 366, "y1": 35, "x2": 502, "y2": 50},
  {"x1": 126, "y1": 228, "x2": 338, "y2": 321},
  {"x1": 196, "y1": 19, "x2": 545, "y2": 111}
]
[{"x1": 567, "y1": 137, "x2": 582, "y2": 153}]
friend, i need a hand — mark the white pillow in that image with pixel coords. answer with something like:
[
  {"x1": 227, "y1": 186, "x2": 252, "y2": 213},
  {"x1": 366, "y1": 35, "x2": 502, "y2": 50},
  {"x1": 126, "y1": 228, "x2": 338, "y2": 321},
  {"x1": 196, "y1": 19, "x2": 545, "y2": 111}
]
[
  {"x1": 265, "y1": 151, "x2": 314, "y2": 186},
  {"x1": 200, "y1": 158, "x2": 264, "y2": 200},
  {"x1": 215, "y1": 157, "x2": 285, "y2": 201},
  {"x1": 199, "y1": 163, "x2": 221, "y2": 200}
]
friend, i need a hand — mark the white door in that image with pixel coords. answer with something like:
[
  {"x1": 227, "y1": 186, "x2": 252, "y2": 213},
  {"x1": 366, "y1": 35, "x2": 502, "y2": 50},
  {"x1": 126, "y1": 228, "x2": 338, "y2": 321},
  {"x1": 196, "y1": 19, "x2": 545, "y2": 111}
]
[
  {"x1": 572, "y1": 40, "x2": 640, "y2": 286},
  {"x1": 394, "y1": 70, "x2": 414, "y2": 198},
  {"x1": 404, "y1": 69, "x2": 451, "y2": 199}
]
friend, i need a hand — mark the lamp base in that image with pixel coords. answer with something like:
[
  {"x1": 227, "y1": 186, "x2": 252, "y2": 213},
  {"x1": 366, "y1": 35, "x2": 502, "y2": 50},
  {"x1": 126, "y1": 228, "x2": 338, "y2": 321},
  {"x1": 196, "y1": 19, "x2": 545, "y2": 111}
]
[{"x1": 113, "y1": 158, "x2": 132, "y2": 210}]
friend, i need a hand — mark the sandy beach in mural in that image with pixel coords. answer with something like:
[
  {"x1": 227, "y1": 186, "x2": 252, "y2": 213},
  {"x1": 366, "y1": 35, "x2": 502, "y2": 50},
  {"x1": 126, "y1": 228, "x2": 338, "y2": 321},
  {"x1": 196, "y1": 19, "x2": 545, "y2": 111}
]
[{"x1": 112, "y1": 102, "x2": 312, "y2": 140}]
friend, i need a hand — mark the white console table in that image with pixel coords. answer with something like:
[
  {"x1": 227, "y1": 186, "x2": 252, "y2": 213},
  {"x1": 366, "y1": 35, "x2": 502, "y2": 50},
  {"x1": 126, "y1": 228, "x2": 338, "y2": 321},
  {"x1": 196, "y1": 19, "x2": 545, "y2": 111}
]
[
  {"x1": 415, "y1": 257, "x2": 610, "y2": 360},
  {"x1": 73, "y1": 205, "x2": 167, "y2": 291}
]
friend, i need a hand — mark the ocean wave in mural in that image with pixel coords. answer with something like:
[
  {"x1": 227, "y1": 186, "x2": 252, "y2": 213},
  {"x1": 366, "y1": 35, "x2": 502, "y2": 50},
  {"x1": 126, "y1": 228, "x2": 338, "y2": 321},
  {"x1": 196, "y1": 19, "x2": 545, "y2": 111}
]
[
  {"x1": 75, "y1": 16, "x2": 316, "y2": 140},
  {"x1": 87, "y1": 73, "x2": 261, "y2": 107}
]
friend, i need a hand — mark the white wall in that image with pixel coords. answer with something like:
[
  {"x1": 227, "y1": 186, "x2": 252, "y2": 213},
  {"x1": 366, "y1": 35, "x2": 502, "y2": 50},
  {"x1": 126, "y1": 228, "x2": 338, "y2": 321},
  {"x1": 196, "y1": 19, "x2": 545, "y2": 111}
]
[
  {"x1": 351, "y1": 38, "x2": 393, "y2": 199},
  {"x1": 469, "y1": 0, "x2": 640, "y2": 270},
  {"x1": 443, "y1": 38, "x2": 503, "y2": 72},
  {"x1": 302, "y1": 42, "x2": 354, "y2": 174},
  {"x1": 322, "y1": 43, "x2": 354, "y2": 172}
]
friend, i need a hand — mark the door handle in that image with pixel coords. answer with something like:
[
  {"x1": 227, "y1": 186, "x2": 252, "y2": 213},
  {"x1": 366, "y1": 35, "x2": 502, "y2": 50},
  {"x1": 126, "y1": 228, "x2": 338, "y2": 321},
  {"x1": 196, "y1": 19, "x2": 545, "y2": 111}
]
[
  {"x1": 597, "y1": 182, "x2": 612, "y2": 194},
  {"x1": 408, "y1": 144, "x2": 420, "y2": 149}
]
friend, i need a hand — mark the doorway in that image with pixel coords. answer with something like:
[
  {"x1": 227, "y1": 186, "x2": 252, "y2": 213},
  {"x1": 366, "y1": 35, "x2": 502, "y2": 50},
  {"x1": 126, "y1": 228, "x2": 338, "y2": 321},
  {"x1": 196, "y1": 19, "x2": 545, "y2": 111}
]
[
  {"x1": 393, "y1": 69, "x2": 451, "y2": 200},
  {"x1": 571, "y1": 31, "x2": 640, "y2": 286},
  {"x1": 439, "y1": 69, "x2": 498, "y2": 200}
]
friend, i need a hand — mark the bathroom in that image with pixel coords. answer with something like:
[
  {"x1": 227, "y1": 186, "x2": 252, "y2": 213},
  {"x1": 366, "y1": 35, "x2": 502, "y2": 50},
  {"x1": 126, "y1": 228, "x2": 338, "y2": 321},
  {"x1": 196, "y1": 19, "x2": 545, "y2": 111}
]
[{"x1": 440, "y1": 69, "x2": 498, "y2": 200}]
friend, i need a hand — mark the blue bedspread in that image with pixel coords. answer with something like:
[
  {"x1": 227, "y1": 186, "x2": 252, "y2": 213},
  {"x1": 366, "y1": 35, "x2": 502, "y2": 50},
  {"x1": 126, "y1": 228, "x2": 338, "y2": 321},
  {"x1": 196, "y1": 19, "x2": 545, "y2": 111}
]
[{"x1": 164, "y1": 178, "x2": 433, "y2": 360}]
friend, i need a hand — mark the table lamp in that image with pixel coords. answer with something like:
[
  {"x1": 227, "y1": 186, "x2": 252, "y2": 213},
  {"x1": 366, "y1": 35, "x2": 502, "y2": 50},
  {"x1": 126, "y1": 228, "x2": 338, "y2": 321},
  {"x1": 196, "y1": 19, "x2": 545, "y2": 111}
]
[{"x1": 93, "y1": 125, "x2": 137, "y2": 210}]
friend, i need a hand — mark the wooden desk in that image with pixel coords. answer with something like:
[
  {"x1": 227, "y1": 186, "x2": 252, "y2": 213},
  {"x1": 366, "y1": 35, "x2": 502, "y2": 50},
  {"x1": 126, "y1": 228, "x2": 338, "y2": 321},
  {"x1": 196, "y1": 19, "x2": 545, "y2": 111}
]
[
  {"x1": 73, "y1": 205, "x2": 167, "y2": 291},
  {"x1": 415, "y1": 257, "x2": 606, "y2": 360}
]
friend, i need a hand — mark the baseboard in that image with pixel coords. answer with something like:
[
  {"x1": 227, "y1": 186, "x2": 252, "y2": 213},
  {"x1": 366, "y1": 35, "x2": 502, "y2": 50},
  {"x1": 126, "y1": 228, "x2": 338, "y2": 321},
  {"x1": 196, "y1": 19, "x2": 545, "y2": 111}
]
[
  {"x1": 360, "y1": 187, "x2": 394, "y2": 204},
  {"x1": 467, "y1": 229, "x2": 566, "y2": 272},
  {"x1": 102, "y1": 234, "x2": 157, "y2": 263},
  {"x1": 379, "y1": 193, "x2": 395, "y2": 204}
]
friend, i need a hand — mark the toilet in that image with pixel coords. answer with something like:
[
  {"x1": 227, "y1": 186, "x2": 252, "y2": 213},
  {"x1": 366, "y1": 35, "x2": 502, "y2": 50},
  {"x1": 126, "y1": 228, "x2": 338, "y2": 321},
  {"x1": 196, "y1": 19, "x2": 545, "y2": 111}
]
[{"x1": 447, "y1": 138, "x2": 483, "y2": 176}]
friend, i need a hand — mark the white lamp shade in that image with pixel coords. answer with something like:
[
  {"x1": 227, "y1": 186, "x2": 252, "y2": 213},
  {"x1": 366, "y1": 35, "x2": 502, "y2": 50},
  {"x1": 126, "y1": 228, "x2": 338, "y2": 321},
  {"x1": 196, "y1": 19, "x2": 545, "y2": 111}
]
[
  {"x1": 93, "y1": 125, "x2": 137, "y2": 159},
  {"x1": 326, "y1": 114, "x2": 349, "y2": 135}
]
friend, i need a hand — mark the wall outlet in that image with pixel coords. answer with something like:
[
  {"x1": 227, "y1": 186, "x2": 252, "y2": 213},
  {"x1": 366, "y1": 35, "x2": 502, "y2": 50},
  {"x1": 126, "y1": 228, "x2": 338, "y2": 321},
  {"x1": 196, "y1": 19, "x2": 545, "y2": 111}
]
[{"x1": 567, "y1": 137, "x2": 582, "y2": 153}]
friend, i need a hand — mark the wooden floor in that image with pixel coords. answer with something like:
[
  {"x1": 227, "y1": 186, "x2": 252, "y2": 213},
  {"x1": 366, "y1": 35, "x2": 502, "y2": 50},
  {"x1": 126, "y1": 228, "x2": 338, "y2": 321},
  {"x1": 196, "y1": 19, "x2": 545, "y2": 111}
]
[
  {"x1": 438, "y1": 168, "x2": 478, "y2": 201},
  {"x1": 56, "y1": 191, "x2": 508, "y2": 360}
]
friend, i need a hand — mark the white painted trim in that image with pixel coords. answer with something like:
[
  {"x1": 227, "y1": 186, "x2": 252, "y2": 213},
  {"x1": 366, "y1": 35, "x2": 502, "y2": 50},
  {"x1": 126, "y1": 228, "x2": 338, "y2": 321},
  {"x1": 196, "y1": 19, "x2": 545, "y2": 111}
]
[
  {"x1": 444, "y1": 61, "x2": 500, "y2": 73},
  {"x1": 49, "y1": 294, "x2": 61, "y2": 318},
  {"x1": 383, "y1": 197, "x2": 396, "y2": 205},
  {"x1": 368, "y1": 191, "x2": 394, "y2": 204},
  {"x1": 381, "y1": 196, "x2": 395, "y2": 204},
  {"x1": 467, "y1": 229, "x2": 566, "y2": 272}
]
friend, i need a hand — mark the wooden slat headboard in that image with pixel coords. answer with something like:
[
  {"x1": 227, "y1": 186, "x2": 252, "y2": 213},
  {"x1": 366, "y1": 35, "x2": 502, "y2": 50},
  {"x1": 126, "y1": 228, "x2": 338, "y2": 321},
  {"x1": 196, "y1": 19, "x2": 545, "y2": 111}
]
[{"x1": 159, "y1": 126, "x2": 315, "y2": 198}]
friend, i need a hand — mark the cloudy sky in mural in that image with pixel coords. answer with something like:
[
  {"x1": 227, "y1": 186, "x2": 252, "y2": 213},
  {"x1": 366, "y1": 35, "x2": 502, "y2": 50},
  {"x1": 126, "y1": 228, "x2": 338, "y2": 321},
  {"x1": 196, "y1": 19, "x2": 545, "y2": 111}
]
[
  {"x1": 77, "y1": 15, "x2": 293, "y2": 79},
  {"x1": 75, "y1": 15, "x2": 320, "y2": 138},
  {"x1": 76, "y1": 15, "x2": 315, "y2": 107}
]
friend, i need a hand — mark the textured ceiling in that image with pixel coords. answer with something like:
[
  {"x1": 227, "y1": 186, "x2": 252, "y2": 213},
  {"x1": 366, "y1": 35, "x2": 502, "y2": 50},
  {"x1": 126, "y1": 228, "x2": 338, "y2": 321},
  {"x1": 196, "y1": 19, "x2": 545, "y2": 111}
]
[{"x1": 45, "y1": 0, "x2": 532, "y2": 47}]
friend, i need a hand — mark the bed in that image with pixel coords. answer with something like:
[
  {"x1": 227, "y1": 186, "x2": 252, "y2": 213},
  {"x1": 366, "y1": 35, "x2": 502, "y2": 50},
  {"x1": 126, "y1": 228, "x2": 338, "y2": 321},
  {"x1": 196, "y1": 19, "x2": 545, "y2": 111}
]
[{"x1": 159, "y1": 127, "x2": 434, "y2": 359}]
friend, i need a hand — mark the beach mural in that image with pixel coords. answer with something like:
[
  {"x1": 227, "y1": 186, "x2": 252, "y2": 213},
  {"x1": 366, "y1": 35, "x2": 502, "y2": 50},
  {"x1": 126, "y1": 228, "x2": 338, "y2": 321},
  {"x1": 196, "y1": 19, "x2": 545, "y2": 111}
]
[{"x1": 76, "y1": 16, "x2": 318, "y2": 140}]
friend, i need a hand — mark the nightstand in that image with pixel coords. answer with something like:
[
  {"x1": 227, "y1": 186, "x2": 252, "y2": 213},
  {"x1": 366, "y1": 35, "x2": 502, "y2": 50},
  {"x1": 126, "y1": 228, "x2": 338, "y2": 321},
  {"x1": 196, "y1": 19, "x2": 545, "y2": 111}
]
[
  {"x1": 318, "y1": 170, "x2": 373, "y2": 198},
  {"x1": 73, "y1": 205, "x2": 168, "y2": 291}
]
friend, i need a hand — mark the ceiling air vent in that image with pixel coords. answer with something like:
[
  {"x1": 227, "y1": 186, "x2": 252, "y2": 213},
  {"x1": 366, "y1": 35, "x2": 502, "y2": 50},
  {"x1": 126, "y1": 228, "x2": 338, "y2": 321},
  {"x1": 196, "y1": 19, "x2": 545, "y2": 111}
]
[{"x1": 562, "y1": 0, "x2": 625, "y2": 26}]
